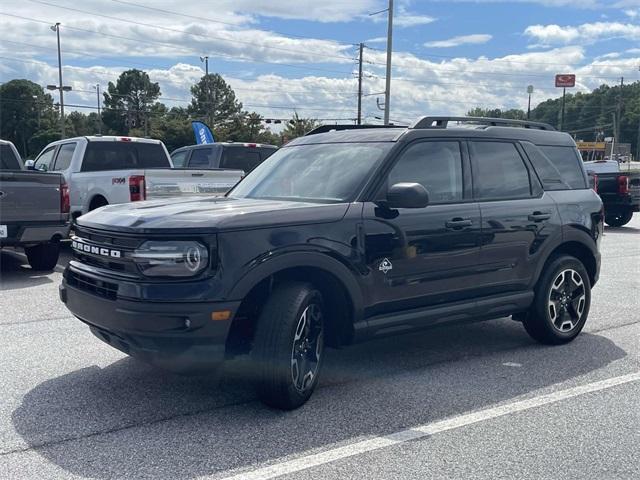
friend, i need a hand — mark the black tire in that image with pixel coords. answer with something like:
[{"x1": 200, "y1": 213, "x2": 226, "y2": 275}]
[
  {"x1": 252, "y1": 282, "x2": 325, "y2": 410},
  {"x1": 25, "y1": 242, "x2": 60, "y2": 271},
  {"x1": 605, "y1": 209, "x2": 633, "y2": 227},
  {"x1": 522, "y1": 255, "x2": 591, "y2": 345}
]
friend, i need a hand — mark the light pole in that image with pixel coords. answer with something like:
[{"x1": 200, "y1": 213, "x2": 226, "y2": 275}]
[
  {"x1": 200, "y1": 55, "x2": 209, "y2": 76},
  {"x1": 93, "y1": 83, "x2": 102, "y2": 134},
  {"x1": 527, "y1": 85, "x2": 534, "y2": 119},
  {"x1": 383, "y1": 0, "x2": 393, "y2": 125},
  {"x1": 50, "y1": 22, "x2": 70, "y2": 138}
]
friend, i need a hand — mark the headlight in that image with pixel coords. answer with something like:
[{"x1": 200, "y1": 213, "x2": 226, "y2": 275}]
[{"x1": 131, "y1": 241, "x2": 209, "y2": 277}]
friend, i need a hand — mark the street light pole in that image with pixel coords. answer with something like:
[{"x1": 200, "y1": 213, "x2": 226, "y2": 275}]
[
  {"x1": 527, "y1": 85, "x2": 534, "y2": 120},
  {"x1": 200, "y1": 56, "x2": 209, "y2": 76},
  {"x1": 51, "y1": 22, "x2": 66, "y2": 138},
  {"x1": 357, "y1": 43, "x2": 364, "y2": 125},
  {"x1": 94, "y1": 83, "x2": 102, "y2": 134},
  {"x1": 383, "y1": 0, "x2": 393, "y2": 125}
]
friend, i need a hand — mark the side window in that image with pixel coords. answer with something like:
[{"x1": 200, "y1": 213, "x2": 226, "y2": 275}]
[
  {"x1": 522, "y1": 143, "x2": 571, "y2": 191},
  {"x1": 34, "y1": 146, "x2": 57, "y2": 172},
  {"x1": 171, "y1": 150, "x2": 188, "y2": 168},
  {"x1": 0, "y1": 144, "x2": 21, "y2": 170},
  {"x1": 52, "y1": 143, "x2": 76, "y2": 171},
  {"x1": 470, "y1": 142, "x2": 532, "y2": 200},
  {"x1": 386, "y1": 141, "x2": 463, "y2": 204},
  {"x1": 188, "y1": 148, "x2": 214, "y2": 168},
  {"x1": 221, "y1": 149, "x2": 262, "y2": 172},
  {"x1": 539, "y1": 146, "x2": 587, "y2": 189}
]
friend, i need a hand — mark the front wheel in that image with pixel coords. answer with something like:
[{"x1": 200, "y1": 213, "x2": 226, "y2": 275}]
[
  {"x1": 25, "y1": 242, "x2": 60, "y2": 271},
  {"x1": 252, "y1": 282, "x2": 324, "y2": 410},
  {"x1": 605, "y1": 209, "x2": 633, "y2": 227},
  {"x1": 522, "y1": 255, "x2": 591, "y2": 345}
]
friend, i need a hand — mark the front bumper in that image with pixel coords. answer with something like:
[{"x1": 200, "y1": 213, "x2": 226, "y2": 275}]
[{"x1": 60, "y1": 266, "x2": 240, "y2": 373}]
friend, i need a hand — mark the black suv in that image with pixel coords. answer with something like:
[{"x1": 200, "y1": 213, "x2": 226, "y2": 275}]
[{"x1": 60, "y1": 117, "x2": 603, "y2": 409}]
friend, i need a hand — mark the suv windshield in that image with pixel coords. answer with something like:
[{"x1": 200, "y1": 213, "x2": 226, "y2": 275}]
[{"x1": 229, "y1": 142, "x2": 393, "y2": 203}]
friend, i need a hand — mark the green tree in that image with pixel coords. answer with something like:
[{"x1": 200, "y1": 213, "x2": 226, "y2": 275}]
[
  {"x1": 188, "y1": 74, "x2": 243, "y2": 134},
  {"x1": 102, "y1": 69, "x2": 161, "y2": 135},
  {"x1": 0, "y1": 79, "x2": 57, "y2": 156},
  {"x1": 281, "y1": 112, "x2": 320, "y2": 141},
  {"x1": 466, "y1": 107, "x2": 526, "y2": 120}
]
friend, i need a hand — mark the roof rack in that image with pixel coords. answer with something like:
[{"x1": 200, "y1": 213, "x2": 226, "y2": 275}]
[
  {"x1": 305, "y1": 124, "x2": 407, "y2": 136},
  {"x1": 411, "y1": 116, "x2": 556, "y2": 131}
]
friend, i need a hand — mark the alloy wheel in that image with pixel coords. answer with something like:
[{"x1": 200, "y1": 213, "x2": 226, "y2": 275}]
[
  {"x1": 290, "y1": 304, "x2": 323, "y2": 393},
  {"x1": 547, "y1": 269, "x2": 586, "y2": 332}
]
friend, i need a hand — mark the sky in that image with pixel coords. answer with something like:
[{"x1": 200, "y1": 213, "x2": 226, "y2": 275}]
[{"x1": 1, "y1": 0, "x2": 640, "y2": 127}]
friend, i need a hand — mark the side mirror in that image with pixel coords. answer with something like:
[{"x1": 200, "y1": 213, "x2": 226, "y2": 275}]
[
  {"x1": 386, "y1": 182, "x2": 429, "y2": 209},
  {"x1": 24, "y1": 160, "x2": 35, "y2": 170}
]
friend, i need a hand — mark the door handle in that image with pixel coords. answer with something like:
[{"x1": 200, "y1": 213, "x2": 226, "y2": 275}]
[
  {"x1": 445, "y1": 218, "x2": 473, "y2": 229},
  {"x1": 528, "y1": 211, "x2": 551, "y2": 222}
]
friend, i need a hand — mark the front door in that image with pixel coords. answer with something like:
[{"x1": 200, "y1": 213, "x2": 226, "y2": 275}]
[{"x1": 362, "y1": 140, "x2": 482, "y2": 317}]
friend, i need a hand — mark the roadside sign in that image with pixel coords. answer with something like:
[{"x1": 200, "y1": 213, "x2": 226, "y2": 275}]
[
  {"x1": 555, "y1": 74, "x2": 576, "y2": 88},
  {"x1": 527, "y1": 85, "x2": 534, "y2": 94}
]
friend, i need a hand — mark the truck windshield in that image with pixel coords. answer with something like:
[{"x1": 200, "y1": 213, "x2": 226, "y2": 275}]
[{"x1": 229, "y1": 142, "x2": 393, "y2": 203}]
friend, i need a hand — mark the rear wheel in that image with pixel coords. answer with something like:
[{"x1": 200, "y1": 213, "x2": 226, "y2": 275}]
[
  {"x1": 25, "y1": 242, "x2": 60, "y2": 271},
  {"x1": 605, "y1": 209, "x2": 633, "y2": 227},
  {"x1": 522, "y1": 255, "x2": 591, "y2": 345},
  {"x1": 252, "y1": 282, "x2": 324, "y2": 410}
]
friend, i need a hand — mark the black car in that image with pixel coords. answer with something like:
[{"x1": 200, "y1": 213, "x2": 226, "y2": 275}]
[
  {"x1": 170, "y1": 142, "x2": 277, "y2": 173},
  {"x1": 60, "y1": 117, "x2": 603, "y2": 409}
]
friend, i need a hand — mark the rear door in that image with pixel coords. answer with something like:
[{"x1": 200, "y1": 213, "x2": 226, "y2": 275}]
[
  {"x1": 362, "y1": 139, "x2": 483, "y2": 315},
  {"x1": 470, "y1": 140, "x2": 560, "y2": 295}
]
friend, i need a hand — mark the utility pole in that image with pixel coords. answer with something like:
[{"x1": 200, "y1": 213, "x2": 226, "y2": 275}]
[
  {"x1": 527, "y1": 85, "x2": 534, "y2": 120},
  {"x1": 615, "y1": 76, "x2": 624, "y2": 148},
  {"x1": 94, "y1": 83, "x2": 102, "y2": 134},
  {"x1": 50, "y1": 22, "x2": 67, "y2": 139},
  {"x1": 383, "y1": 0, "x2": 393, "y2": 125},
  {"x1": 357, "y1": 43, "x2": 364, "y2": 125},
  {"x1": 200, "y1": 55, "x2": 209, "y2": 76}
]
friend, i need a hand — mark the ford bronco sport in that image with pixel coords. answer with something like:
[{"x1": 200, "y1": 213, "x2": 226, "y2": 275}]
[{"x1": 60, "y1": 117, "x2": 602, "y2": 409}]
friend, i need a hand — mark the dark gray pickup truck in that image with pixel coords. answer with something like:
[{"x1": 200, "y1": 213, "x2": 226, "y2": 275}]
[
  {"x1": 0, "y1": 139, "x2": 70, "y2": 270},
  {"x1": 585, "y1": 160, "x2": 640, "y2": 227}
]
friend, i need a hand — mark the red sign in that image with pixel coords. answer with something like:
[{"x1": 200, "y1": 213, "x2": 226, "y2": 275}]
[{"x1": 555, "y1": 74, "x2": 576, "y2": 88}]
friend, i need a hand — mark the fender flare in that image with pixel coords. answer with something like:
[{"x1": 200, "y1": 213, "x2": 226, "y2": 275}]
[{"x1": 228, "y1": 251, "x2": 365, "y2": 323}]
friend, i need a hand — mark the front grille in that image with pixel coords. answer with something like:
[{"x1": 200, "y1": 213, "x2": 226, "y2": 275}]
[
  {"x1": 72, "y1": 226, "x2": 142, "y2": 276},
  {"x1": 67, "y1": 270, "x2": 118, "y2": 300}
]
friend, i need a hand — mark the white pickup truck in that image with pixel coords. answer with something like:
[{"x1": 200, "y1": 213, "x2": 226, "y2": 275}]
[{"x1": 30, "y1": 136, "x2": 243, "y2": 220}]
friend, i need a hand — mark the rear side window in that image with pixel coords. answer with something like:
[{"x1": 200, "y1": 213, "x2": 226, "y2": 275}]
[
  {"x1": 52, "y1": 143, "x2": 76, "y2": 171},
  {"x1": 34, "y1": 146, "x2": 57, "y2": 172},
  {"x1": 188, "y1": 148, "x2": 214, "y2": 168},
  {"x1": 0, "y1": 144, "x2": 21, "y2": 170},
  {"x1": 82, "y1": 142, "x2": 168, "y2": 172},
  {"x1": 221, "y1": 148, "x2": 262, "y2": 172},
  {"x1": 521, "y1": 143, "x2": 571, "y2": 190},
  {"x1": 538, "y1": 146, "x2": 587, "y2": 189},
  {"x1": 470, "y1": 141, "x2": 532, "y2": 200},
  {"x1": 171, "y1": 150, "x2": 188, "y2": 168}
]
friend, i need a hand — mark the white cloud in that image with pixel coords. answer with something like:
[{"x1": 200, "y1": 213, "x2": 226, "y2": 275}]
[
  {"x1": 624, "y1": 8, "x2": 639, "y2": 18},
  {"x1": 394, "y1": 12, "x2": 436, "y2": 27},
  {"x1": 424, "y1": 34, "x2": 492, "y2": 48},
  {"x1": 366, "y1": 37, "x2": 387, "y2": 44},
  {"x1": 525, "y1": 21, "x2": 640, "y2": 45}
]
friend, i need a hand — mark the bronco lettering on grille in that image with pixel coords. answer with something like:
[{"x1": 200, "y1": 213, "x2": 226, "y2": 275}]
[{"x1": 72, "y1": 239, "x2": 122, "y2": 258}]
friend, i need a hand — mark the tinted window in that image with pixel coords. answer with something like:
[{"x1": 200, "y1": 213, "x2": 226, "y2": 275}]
[
  {"x1": 522, "y1": 143, "x2": 570, "y2": 190},
  {"x1": 34, "y1": 146, "x2": 57, "y2": 172},
  {"x1": 0, "y1": 144, "x2": 21, "y2": 170},
  {"x1": 387, "y1": 141, "x2": 463, "y2": 204},
  {"x1": 82, "y1": 142, "x2": 168, "y2": 172},
  {"x1": 171, "y1": 150, "x2": 188, "y2": 168},
  {"x1": 52, "y1": 143, "x2": 76, "y2": 171},
  {"x1": 539, "y1": 146, "x2": 587, "y2": 189},
  {"x1": 221, "y1": 148, "x2": 262, "y2": 172},
  {"x1": 471, "y1": 142, "x2": 531, "y2": 200},
  {"x1": 188, "y1": 148, "x2": 214, "y2": 168},
  {"x1": 231, "y1": 143, "x2": 393, "y2": 203}
]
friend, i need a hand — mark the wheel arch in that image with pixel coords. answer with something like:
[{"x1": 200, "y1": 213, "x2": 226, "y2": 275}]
[{"x1": 537, "y1": 238, "x2": 598, "y2": 287}]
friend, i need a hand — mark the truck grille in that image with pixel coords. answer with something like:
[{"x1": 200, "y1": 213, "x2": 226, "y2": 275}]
[
  {"x1": 72, "y1": 226, "x2": 143, "y2": 276},
  {"x1": 67, "y1": 270, "x2": 118, "y2": 300}
]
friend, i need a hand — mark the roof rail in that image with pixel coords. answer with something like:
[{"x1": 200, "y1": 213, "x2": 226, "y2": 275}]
[
  {"x1": 305, "y1": 124, "x2": 407, "y2": 136},
  {"x1": 411, "y1": 116, "x2": 556, "y2": 131}
]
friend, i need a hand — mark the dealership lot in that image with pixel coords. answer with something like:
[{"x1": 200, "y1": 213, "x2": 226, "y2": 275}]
[{"x1": 1, "y1": 218, "x2": 638, "y2": 479}]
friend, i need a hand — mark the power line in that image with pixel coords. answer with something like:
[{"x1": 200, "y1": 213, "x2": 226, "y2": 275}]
[
  {"x1": 0, "y1": 12, "x2": 355, "y2": 76},
  {"x1": 26, "y1": 0, "x2": 357, "y2": 63}
]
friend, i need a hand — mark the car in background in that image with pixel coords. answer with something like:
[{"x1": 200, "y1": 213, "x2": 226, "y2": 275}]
[
  {"x1": 0, "y1": 139, "x2": 69, "y2": 270},
  {"x1": 170, "y1": 142, "x2": 277, "y2": 174},
  {"x1": 32, "y1": 136, "x2": 244, "y2": 221},
  {"x1": 584, "y1": 160, "x2": 640, "y2": 227}
]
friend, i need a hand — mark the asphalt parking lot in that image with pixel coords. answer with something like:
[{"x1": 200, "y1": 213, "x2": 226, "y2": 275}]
[{"x1": 1, "y1": 217, "x2": 639, "y2": 480}]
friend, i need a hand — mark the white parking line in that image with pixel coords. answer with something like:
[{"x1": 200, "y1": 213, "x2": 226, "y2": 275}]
[{"x1": 218, "y1": 372, "x2": 640, "y2": 480}]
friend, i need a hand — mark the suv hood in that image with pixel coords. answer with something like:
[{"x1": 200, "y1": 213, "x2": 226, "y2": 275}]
[{"x1": 77, "y1": 196, "x2": 351, "y2": 233}]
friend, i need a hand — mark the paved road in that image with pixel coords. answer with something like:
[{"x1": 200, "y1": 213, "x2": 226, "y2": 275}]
[{"x1": 0, "y1": 218, "x2": 639, "y2": 479}]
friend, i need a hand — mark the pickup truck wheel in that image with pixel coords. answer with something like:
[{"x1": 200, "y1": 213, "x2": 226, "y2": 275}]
[
  {"x1": 24, "y1": 242, "x2": 60, "y2": 271},
  {"x1": 522, "y1": 255, "x2": 591, "y2": 345},
  {"x1": 252, "y1": 282, "x2": 324, "y2": 410},
  {"x1": 605, "y1": 210, "x2": 633, "y2": 227}
]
